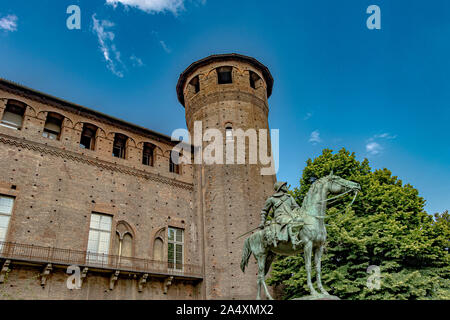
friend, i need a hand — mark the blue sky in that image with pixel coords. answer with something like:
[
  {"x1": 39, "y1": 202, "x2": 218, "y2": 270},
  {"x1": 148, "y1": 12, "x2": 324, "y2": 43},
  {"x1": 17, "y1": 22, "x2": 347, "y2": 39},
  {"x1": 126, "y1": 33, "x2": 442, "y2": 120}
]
[{"x1": 0, "y1": 0, "x2": 449, "y2": 214}]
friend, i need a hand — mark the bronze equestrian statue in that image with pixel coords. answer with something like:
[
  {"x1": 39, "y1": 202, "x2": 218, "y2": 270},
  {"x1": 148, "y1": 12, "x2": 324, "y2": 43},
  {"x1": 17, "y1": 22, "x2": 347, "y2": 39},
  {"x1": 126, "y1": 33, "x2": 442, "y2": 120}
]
[{"x1": 240, "y1": 172, "x2": 360, "y2": 299}]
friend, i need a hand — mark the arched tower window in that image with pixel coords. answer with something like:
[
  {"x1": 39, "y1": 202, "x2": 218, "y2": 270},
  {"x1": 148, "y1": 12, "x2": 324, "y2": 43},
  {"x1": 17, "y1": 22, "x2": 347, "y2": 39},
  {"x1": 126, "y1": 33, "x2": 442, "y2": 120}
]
[
  {"x1": 217, "y1": 66, "x2": 233, "y2": 84},
  {"x1": 225, "y1": 124, "x2": 233, "y2": 141},
  {"x1": 1, "y1": 100, "x2": 26, "y2": 130},
  {"x1": 189, "y1": 75, "x2": 200, "y2": 93},
  {"x1": 249, "y1": 71, "x2": 262, "y2": 89},
  {"x1": 43, "y1": 112, "x2": 63, "y2": 140}
]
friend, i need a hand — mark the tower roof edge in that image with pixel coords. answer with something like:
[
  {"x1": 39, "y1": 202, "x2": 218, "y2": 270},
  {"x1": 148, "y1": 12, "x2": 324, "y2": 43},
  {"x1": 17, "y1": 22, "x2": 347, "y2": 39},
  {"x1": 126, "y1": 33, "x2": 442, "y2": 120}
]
[{"x1": 176, "y1": 53, "x2": 274, "y2": 107}]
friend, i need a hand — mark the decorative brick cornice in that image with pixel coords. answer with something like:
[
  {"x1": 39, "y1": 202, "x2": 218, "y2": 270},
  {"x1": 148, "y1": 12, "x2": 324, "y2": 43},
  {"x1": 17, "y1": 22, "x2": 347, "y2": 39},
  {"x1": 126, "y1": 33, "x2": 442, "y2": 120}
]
[
  {"x1": 0, "y1": 133, "x2": 193, "y2": 191},
  {"x1": 0, "y1": 79, "x2": 184, "y2": 147}
]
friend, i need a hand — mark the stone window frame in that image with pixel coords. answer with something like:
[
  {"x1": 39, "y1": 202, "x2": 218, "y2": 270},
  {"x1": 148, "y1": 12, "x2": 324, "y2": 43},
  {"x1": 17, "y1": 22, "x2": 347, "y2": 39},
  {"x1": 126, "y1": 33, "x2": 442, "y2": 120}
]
[{"x1": 114, "y1": 220, "x2": 135, "y2": 261}]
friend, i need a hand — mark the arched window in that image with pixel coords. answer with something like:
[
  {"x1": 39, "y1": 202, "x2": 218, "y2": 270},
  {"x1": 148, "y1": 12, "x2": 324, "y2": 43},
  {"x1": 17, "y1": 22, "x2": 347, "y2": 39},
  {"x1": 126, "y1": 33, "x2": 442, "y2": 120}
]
[
  {"x1": 189, "y1": 75, "x2": 200, "y2": 93},
  {"x1": 1, "y1": 100, "x2": 26, "y2": 130},
  {"x1": 169, "y1": 151, "x2": 181, "y2": 174},
  {"x1": 115, "y1": 221, "x2": 134, "y2": 263},
  {"x1": 43, "y1": 112, "x2": 63, "y2": 140},
  {"x1": 225, "y1": 124, "x2": 233, "y2": 141},
  {"x1": 153, "y1": 237, "x2": 164, "y2": 261},
  {"x1": 142, "y1": 143, "x2": 155, "y2": 166},
  {"x1": 249, "y1": 71, "x2": 262, "y2": 89},
  {"x1": 80, "y1": 123, "x2": 98, "y2": 150},
  {"x1": 217, "y1": 66, "x2": 233, "y2": 84},
  {"x1": 112, "y1": 133, "x2": 127, "y2": 159}
]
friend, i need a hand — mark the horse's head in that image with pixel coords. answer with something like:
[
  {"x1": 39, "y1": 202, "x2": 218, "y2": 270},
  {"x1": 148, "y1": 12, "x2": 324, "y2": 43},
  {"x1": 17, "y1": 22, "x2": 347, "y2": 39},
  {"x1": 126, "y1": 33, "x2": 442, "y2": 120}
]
[{"x1": 326, "y1": 171, "x2": 361, "y2": 195}]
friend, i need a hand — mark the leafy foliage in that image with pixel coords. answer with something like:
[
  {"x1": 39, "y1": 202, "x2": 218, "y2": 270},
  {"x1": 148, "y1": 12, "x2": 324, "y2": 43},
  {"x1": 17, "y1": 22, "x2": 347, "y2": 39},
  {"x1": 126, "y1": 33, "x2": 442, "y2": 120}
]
[{"x1": 268, "y1": 148, "x2": 450, "y2": 300}]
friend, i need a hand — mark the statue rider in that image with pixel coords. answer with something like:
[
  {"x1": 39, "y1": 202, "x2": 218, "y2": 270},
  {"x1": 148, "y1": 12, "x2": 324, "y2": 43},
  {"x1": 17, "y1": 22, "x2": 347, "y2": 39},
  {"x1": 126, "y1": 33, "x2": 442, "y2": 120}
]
[{"x1": 259, "y1": 181, "x2": 302, "y2": 248}]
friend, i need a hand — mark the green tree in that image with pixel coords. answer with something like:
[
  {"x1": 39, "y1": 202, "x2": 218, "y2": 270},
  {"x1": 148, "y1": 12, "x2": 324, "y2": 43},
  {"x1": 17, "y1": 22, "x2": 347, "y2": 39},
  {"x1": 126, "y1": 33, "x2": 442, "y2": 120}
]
[{"x1": 268, "y1": 148, "x2": 450, "y2": 300}]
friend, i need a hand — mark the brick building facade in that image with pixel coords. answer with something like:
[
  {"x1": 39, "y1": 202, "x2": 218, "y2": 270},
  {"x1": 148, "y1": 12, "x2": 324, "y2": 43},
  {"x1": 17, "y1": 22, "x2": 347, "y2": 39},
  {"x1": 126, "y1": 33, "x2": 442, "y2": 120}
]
[{"x1": 0, "y1": 54, "x2": 276, "y2": 299}]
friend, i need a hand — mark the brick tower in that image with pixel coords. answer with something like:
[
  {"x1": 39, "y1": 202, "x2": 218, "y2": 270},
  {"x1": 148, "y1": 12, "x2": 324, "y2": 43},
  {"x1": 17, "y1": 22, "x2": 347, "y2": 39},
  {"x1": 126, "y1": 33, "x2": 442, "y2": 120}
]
[{"x1": 177, "y1": 53, "x2": 276, "y2": 299}]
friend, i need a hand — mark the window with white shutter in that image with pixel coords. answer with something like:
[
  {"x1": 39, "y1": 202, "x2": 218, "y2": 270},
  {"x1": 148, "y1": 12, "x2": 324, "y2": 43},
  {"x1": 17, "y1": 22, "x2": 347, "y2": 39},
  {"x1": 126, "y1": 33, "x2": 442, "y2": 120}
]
[
  {"x1": 0, "y1": 195, "x2": 14, "y2": 248},
  {"x1": 87, "y1": 213, "x2": 112, "y2": 264},
  {"x1": 168, "y1": 227, "x2": 184, "y2": 271}
]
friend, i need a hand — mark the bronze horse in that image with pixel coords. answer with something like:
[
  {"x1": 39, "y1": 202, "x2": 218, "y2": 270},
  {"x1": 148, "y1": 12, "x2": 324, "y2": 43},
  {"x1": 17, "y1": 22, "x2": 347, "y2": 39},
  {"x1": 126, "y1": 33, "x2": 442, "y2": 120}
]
[{"x1": 240, "y1": 173, "x2": 360, "y2": 299}]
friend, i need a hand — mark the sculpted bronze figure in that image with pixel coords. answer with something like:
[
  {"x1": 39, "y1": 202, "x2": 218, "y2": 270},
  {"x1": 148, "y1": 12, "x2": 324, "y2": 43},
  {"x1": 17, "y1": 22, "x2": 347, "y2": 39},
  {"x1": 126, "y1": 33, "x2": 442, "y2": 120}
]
[{"x1": 240, "y1": 172, "x2": 360, "y2": 300}]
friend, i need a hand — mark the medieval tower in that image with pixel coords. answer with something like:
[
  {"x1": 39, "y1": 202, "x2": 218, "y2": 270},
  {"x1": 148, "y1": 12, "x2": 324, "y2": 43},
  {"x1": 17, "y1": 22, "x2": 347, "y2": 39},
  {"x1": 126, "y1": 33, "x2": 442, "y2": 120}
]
[{"x1": 177, "y1": 54, "x2": 277, "y2": 299}]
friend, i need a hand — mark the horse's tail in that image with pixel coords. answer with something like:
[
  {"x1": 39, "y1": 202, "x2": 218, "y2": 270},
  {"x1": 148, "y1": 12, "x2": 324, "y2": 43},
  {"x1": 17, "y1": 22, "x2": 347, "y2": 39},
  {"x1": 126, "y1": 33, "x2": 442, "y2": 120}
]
[{"x1": 240, "y1": 237, "x2": 253, "y2": 273}]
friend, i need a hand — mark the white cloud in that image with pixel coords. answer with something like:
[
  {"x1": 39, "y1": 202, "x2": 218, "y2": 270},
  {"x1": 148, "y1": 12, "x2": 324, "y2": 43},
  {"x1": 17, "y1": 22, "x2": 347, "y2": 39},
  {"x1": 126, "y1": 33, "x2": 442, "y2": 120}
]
[
  {"x1": 0, "y1": 14, "x2": 18, "y2": 32},
  {"x1": 365, "y1": 132, "x2": 396, "y2": 156},
  {"x1": 374, "y1": 133, "x2": 397, "y2": 140},
  {"x1": 159, "y1": 40, "x2": 171, "y2": 53},
  {"x1": 92, "y1": 14, "x2": 125, "y2": 78},
  {"x1": 303, "y1": 112, "x2": 312, "y2": 120},
  {"x1": 106, "y1": 0, "x2": 186, "y2": 15},
  {"x1": 366, "y1": 142, "x2": 382, "y2": 155},
  {"x1": 130, "y1": 55, "x2": 144, "y2": 67},
  {"x1": 309, "y1": 130, "x2": 322, "y2": 145}
]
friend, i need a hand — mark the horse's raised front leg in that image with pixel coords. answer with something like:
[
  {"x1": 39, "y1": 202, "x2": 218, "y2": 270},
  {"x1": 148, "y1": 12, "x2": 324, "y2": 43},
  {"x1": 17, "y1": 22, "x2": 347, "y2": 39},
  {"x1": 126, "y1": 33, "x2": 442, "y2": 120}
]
[
  {"x1": 314, "y1": 245, "x2": 329, "y2": 295},
  {"x1": 304, "y1": 241, "x2": 318, "y2": 296}
]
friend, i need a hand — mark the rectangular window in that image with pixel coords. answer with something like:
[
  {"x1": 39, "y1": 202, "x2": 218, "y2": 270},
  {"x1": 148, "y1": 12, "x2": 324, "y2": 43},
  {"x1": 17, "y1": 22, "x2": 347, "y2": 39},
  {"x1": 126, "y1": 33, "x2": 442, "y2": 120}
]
[
  {"x1": 217, "y1": 67, "x2": 233, "y2": 84},
  {"x1": 112, "y1": 134, "x2": 127, "y2": 159},
  {"x1": 43, "y1": 115, "x2": 62, "y2": 140},
  {"x1": 168, "y1": 227, "x2": 183, "y2": 271},
  {"x1": 169, "y1": 156, "x2": 180, "y2": 174},
  {"x1": 142, "y1": 144, "x2": 154, "y2": 166},
  {"x1": 1, "y1": 104, "x2": 25, "y2": 130},
  {"x1": 80, "y1": 125, "x2": 97, "y2": 150},
  {"x1": 0, "y1": 195, "x2": 14, "y2": 247},
  {"x1": 87, "y1": 213, "x2": 112, "y2": 264}
]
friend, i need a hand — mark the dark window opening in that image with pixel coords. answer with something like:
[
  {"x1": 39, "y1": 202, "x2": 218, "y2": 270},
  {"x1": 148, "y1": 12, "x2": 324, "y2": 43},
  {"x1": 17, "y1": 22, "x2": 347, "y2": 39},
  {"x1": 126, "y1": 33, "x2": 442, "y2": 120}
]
[
  {"x1": 1, "y1": 101, "x2": 26, "y2": 130},
  {"x1": 225, "y1": 125, "x2": 233, "y2": 141},
  {"x1": 43, "y1": 113, "x2": 63, "y2": 140},
  {"x1": 189, "y1": 76, "x2": 200, "y2": 93},
  {"x1": 80, "y1": 124, "x2": 97, "y2": 150},
  {"x1": 249, "y1": 71, "x2": 261, "y2": 89},
  {"x1": 169, "y1": 152, "x2": 180, "y2": 174},
  {"x1": 142, "y1": 143, "x2": 155, "y2": 166},
  {"x1": 217, "y1": 67, "x2": 233, "y2": 84},
  {"x1": 112, "y1": 133, "x2": 127, "y2": 159}
]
